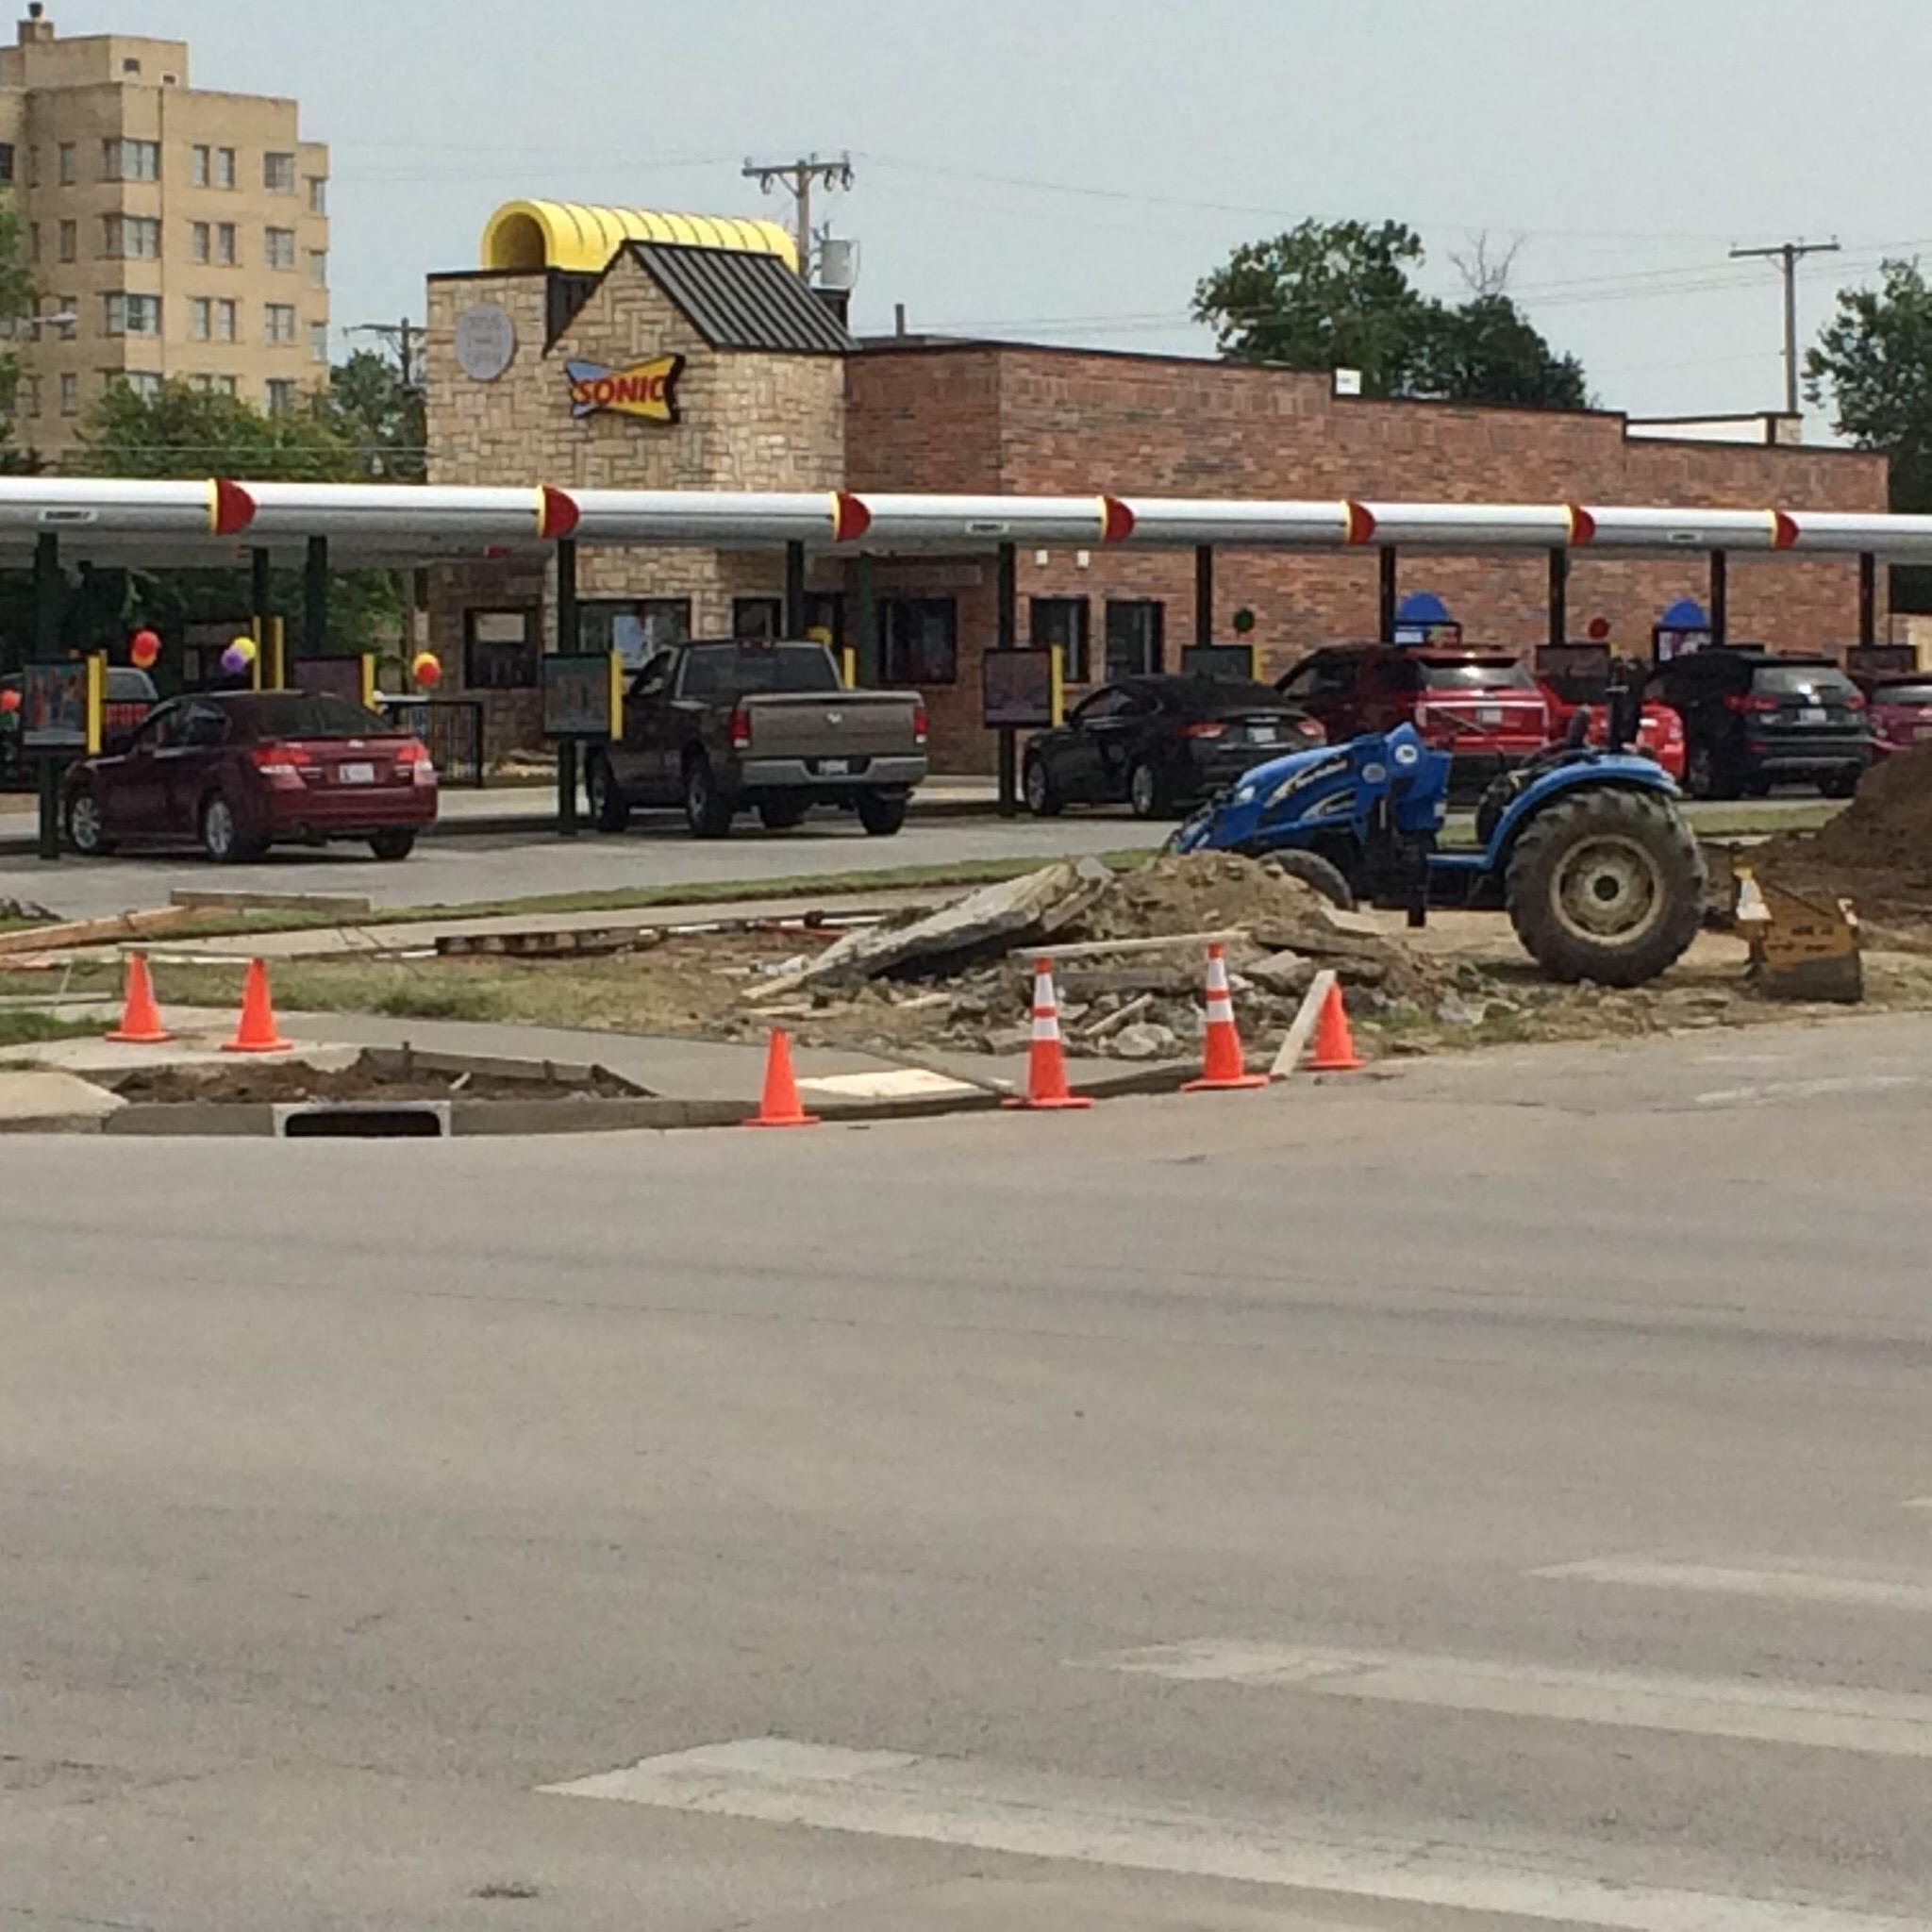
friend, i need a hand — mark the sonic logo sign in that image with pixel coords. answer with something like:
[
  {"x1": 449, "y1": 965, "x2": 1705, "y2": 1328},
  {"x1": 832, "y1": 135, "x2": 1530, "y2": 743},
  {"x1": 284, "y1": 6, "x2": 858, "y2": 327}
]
[{"x1": 565, "y1": 354, "x2": 685, "y2": 425}]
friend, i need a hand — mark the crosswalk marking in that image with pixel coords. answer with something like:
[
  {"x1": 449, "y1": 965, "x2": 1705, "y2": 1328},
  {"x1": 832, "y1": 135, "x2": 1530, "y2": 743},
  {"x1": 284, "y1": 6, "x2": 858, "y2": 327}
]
[
  {"x1": 1077, "y1": 1640, "x2": 1932, "y2": 1758},
  {"x1": 540, "y1": 1737, "x2": 1931, "y2": 1931},
  {"x1": 1533, "y1": 1557, "x2": 1932, "y2": 1612}
]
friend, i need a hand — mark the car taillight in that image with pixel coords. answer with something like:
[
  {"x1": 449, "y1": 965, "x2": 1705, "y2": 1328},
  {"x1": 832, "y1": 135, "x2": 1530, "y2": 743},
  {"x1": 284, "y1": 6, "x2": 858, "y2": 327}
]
[
  {"x1": 1179, "y1": 721, "x2": 1227, "y2": 741},
  {"x1": 912, "y1": 703, "x2": 928, "y2": 747},
  {"x1": 394, "y1": 737, "x2": 437, "y2": 787},
  {"x1": 1299, "y1": 719, "x2": 1327, "y2": 745},
  {"x1": 249, "y1": 744, "x2": 310, "y2": 786},
  {"x1": 1845, "y1": 691, "x2": 1867, "y2": 712},
  {"x1": 1724, "y1": 692, "x2": 1778, "y2": 713},
  {"x1": 728, "y1": 706, "x2": 752, "y2": 750}
]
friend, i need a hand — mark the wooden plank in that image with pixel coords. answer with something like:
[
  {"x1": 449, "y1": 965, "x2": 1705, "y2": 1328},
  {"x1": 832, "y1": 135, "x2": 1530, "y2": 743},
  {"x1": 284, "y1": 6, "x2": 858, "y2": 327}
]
[{"x1": 0, "y1": 906, "x2": 194, "y2": 958}]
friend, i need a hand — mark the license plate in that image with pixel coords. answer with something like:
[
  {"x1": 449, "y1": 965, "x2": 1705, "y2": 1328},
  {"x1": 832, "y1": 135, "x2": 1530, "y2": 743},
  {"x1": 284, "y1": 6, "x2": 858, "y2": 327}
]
[
  {"x1": 1798, "y1": 708, "x2": 1827, "y2": 726},
  {"x1": 817, "y1": 758, "x2": 855, "y2": 777},
  {"x1": 1249, "y1": 724, "x2": 1278, "y2": 745},
  {"x1": 340, "y1": 762, "x2": 375, "y2": 785},
  {"x1": 1476, "y1": 706, "x2": 1503, "y2": 726}
]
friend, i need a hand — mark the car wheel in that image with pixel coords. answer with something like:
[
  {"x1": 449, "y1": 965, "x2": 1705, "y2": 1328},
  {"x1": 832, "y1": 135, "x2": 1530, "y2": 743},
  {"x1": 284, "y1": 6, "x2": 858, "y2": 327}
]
[
  {"x1": 1820, "y1": 766, "x2": 1863, "y2": 800},
  {"x1": 682, "y1": 756, "x2": 734, "y2": 840},
  {"x1": 758, "y1": 797, "x2": 808, "y2": 831},
  {"x1": 1683, "y1": 741, "x2": 1735, "y2": 802},
  {"x1": 586, "y1": 754, "x2": 631, "y2": 833},
  {"x1": 1127, "y1": 760, "x2": 1171, "y2": 821},
  {"x1": 368, "y1": 830, "x2": 417, "y2": 861},
  {"x1": 200, "y1": 792, "x2": 264, "y2": 864},
  {"x1": 64, "y1": 787, "x2": 115, "y2": 858},
  {"x1": 856, "y1": 790, "x2": 908, "y2": 837},
  {"x1": 1023, "y1": 755, "x2": 1063, "y2": 817}
]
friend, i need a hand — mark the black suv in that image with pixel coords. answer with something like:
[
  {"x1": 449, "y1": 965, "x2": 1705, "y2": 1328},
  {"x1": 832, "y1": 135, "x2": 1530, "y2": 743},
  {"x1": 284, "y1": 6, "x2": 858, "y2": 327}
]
[{"x1": 1648, "y1": 649, "x2": 1872, "y2": 800}]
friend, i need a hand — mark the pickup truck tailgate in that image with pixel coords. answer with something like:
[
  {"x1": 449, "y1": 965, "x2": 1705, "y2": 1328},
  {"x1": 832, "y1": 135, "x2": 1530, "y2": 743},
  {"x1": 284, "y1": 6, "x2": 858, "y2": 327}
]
[{"x1": 744, "y1": 691, "x2": 920, "y2": 760}]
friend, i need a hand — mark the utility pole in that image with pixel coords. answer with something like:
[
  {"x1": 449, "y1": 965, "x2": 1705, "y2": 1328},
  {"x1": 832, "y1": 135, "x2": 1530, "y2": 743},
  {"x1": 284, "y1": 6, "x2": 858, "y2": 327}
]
[
  {"x1": 347, "y1": 318, "x2": 426, "y2": 391},
  {"x1": 741, "y1": 152, "x2": 853, "y2": 281},
  {"x1": 1729, "y1": 239, "x2": 1840, "y2": 416}
]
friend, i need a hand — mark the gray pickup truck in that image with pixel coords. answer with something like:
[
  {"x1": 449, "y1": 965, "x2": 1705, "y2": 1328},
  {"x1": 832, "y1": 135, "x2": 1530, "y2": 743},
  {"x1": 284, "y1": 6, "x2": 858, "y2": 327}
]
[{"x1": 585, "y1": 640, "x2": 928, "y2": 839}]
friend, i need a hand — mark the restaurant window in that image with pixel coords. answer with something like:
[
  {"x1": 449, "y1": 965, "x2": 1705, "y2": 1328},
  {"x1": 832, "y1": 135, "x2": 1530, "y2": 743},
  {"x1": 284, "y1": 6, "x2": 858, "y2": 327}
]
[
  {"x1": 464, "y1": 608, "x2": 539, "y2": 691},
  {"x1": 1105, "y1": 599, "x2": 1165, "y2": 679},
  {"x1": 732, "y1": 595, "x2": 783, "y2": 641},
  {"x1": 881, "y1": 596, "x2": 958, "y2": 685},
  {"x1": 581, "y1": 597, "x2": 691, "y2": 668},
  {"x1": 1030, "y1": 596, "x2": 1091, "y2": 684}
]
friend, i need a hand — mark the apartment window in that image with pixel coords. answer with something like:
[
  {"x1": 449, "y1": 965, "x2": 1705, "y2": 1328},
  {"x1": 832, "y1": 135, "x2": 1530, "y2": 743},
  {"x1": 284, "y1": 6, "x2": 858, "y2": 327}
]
[
  {"x1": 122, "y1": 57, "x2": 142, "y2": 75},
  {"x1": 112, "y1": 371, "x2": 163, "y2": 399},
  {"x1": 308, "y1": 249, "x2": 327, "y2": 290},
  {"x1": 216, "y1": 222, "x2": 237, "y2": 265},
  {"x1": 192, "y1": 373, "x2": 238, "y2": 398},
  {"x1": 265, "y1": 303, "x2": 296, "y2": 344},
  {"x1": 264, "y1": 151, "x2": 296, "y2": 193},
  {"x1": 464, "y1": 609, "x2": 538, "y2": 691},
  {"x1": 0, "y1": 143, "x2": 14, "y2": 185},
  {"x1": 1030, "y1": 596, "x2": 1092, "y2": 685},
  {"x1": 59, "y1": 373, "x2": 77, "y2": 415},
  {"x1": 1105, "y1": 599, "x2": 1166, "y2": 679},
  {"x1": 191, "y1": 144, "x2": 209, "y2": 187},
  {"x1": 215, "y1": 298, "x2": 237, "y2": 341},
  {"x1": 880, "y1": 597, "x2": 959, "y2": 685},
  {"x1": 22, "y1": 374, "x2": 39, "y2": 419},
  {"x1": 308, "y1": 322, "x2": 328, "y2": 363},
  {"x1": 265, "y1": 378, "x2": 297, "y2": 415},
  {"x1": 103, "y1": 214, "x2": 161, "y2": 260},
  {"x1": 192, "y1": 297, "x2": 239, "y2": 342},
  {"x1": 103, "y1": 139, "x2": 160, "y2": 182},
  {"x1": 57, "y1": 220, "x2": 75, "y2": 263},
  {"x1": 57, "y1": 142, "x2": 75, "y2": 185},
  {"x1": 191, "y1": 222, "x2": 208, "y2": 263},
  {"x1": 308, "y1": 175, "x2": 327, "y2": 215},
  {"x1": 105, "y1": 292, "x2": 161, "y2": 337},
  {"x1": 214, "y1": 146, "x2": 235, "y2": 189},
  {"x1": 265, "y1": 226, "x2": 296, "y2": 270},
  {"x1": 25, "y1": 223, "x2": 39, "y2": 265}
]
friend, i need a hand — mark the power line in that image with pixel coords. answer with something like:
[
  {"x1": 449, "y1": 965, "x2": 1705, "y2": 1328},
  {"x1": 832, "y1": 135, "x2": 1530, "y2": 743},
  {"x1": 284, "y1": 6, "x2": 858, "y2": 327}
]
[
  {"x1": 741, "y1": 152, "x2": 852, "y2": 277},
  {"x1": 1729, "y1": 238, "x2": 1841, "y2": 413}
]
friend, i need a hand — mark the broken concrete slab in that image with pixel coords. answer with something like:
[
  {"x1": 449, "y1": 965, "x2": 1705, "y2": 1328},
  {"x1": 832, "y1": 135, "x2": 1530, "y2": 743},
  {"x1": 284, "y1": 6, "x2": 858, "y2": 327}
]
[{"x1": 0, "y1": 1069, "x2": 126, "y2": 1131}]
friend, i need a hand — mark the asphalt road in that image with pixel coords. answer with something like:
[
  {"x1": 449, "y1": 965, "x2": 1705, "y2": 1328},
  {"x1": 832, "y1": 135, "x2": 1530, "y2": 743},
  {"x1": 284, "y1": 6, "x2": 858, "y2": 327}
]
[
  {"x1": 0, "y1": 794, "x2": 1821, "y2": 924},
  {"x1": 6, "y1": 1016, "x2": 1932, "y2": 1929},
  {"x1": 0, "y1": 812, "x2": 1149, "y2": 921}
]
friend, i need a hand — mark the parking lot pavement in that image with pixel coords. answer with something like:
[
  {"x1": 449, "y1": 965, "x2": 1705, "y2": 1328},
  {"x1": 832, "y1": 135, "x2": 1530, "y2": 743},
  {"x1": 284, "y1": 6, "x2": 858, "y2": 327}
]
[
  {"x1": 0, "y1": 811, "x2": 1152, "y2": 922},
  {"x1": 6, "y1": 1015, "x2": 1932, "y2": 1928}
]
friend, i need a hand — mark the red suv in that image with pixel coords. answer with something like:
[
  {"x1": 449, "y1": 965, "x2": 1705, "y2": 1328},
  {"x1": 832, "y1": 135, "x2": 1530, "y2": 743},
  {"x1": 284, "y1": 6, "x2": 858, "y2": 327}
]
[{"x1": 1276, "y1": 644, "x2": 1553, "y2": 790}]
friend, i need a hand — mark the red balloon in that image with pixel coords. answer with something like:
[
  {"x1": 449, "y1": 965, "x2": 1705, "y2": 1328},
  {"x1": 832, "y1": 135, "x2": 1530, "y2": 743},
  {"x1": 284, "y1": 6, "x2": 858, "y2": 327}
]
[
  {"x1": 410, "y1": 652, "x2": 443, "y2": 691},
  {"x1": 130, "y1": 627, "x2": 161, "y2": 670},
  {"x1": 0, "y1": 688, "x2": 20, "y2": 714}
]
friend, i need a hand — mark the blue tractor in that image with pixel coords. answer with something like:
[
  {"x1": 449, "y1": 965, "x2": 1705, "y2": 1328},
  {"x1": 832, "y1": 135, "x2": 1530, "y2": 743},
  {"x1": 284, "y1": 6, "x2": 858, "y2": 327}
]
[{"x1": 1171, "y1": 718, "x2": 1707, "y2": 988}]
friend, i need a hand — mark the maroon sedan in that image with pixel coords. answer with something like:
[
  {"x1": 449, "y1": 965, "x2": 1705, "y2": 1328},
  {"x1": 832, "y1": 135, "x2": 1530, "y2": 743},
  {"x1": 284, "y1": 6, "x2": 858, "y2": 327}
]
[
  {"x1": 63, "y1": 691, "x2": 438, "y2": 863},
  {"x1": 1861, "y1": 675, "x2": 1932, "y2": 760}
]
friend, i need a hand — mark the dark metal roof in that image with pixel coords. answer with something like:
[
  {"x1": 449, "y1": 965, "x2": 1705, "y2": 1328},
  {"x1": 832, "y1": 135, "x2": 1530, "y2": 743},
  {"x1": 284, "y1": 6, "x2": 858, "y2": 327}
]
[{"x1": 629, "y1": 242, "x2": 853, "y2": 356}]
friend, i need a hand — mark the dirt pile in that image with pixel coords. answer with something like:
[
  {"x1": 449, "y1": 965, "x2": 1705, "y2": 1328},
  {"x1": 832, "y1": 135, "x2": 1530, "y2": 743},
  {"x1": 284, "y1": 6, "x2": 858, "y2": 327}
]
[
  {"x1": 1756, "y1": 744, "x2": 1932, "y2": 924},
  {"x1": 109, "y1": 1053, "x2": 641, "y2": 1107}
]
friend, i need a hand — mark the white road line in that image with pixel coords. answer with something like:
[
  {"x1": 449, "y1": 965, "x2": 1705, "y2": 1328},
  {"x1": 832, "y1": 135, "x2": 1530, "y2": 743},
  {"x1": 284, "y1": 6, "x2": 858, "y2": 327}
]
[
  {"x1": 1078, "y1": 1640, "x2": 1932, "y2": 1758},
  {"x1": 1904, "y1": 1500, "x2": 1932, "y2": 1512},
  {"x1": 1534, "y1": 1557, "x2": 1932, "y2": 1612},
  {"x1": 540, "y1": 1737, "x2": 1929, "y2": 1932},
  {"x1": 1693, "y1": 1074, "x2": 1923, "y2": 1109}
]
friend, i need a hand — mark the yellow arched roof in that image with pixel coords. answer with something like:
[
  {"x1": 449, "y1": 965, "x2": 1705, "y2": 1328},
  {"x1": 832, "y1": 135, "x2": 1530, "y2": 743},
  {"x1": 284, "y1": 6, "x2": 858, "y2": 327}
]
[{"x1": 481, "y1": 201, "x2": 799, "y2": 275}]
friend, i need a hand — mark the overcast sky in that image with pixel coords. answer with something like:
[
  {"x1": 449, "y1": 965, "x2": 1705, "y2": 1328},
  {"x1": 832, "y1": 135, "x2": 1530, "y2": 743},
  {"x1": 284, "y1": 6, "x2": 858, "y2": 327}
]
[{"x1": 57, "y1": 0, "x2": 1932, "y2": 427}]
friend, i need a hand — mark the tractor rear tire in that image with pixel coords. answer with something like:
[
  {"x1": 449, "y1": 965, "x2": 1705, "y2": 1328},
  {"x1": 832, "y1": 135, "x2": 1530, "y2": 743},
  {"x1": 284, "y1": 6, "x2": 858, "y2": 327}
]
[
  {"x1": 1262, "y1": 849, "x2": 1357, "y2": 911},
  {"x1": 1505, "y1": 788, "x2": 1706, "y2": 988}
]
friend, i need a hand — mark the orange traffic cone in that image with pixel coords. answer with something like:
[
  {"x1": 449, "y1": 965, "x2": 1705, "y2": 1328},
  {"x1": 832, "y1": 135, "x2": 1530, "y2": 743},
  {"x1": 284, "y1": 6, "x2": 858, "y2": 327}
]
[
  {"x1": 106, "y1": 951, "x2": 172, "y2": 1045},
  {"x1": 223, "y1": 958, "x2": 292, "y2": 1055},
  {"x1": 1005, "y1": 958, "x2": 1093, "y2": 1111},
  {"x1": 745, "y1": 1028, "x2": 820, "y2": 1128},
  {"x1": 1184, "y1": 942, "x2": 1270, "y2": 1093},
  {"x1": 1307, "y1": 979, "x2": 1364, "y2": 1074}
]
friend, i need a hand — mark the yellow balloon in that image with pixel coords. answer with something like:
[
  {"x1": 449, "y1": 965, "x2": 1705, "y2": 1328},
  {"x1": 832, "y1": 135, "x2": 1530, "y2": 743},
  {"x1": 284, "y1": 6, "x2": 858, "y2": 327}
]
[{"x1": 229, "y1": 634, "x2": 258, "y2": 662}]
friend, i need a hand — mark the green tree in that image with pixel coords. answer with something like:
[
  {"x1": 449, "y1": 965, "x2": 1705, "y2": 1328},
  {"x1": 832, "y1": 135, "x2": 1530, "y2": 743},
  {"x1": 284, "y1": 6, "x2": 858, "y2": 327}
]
[
  {"x1": 1193, "y1": 217, "x2": 1589, "y2": 408},
  {"x1": 1806, "y1": 258, "x2": 1932, "y2": 512},
  {"x1": 328, "y1": 345, "x2": 425, "y2": 481},
  {"x1": 0, "y1": 197, "x2": 44, "y2": 467},
  {"x1": 73, "y1": 379, "x2": 400, "y2": 651}
]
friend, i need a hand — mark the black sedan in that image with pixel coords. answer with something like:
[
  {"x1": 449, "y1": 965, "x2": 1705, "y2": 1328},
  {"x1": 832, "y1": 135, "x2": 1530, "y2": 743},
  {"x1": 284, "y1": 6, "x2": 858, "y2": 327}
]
[{"x1": 1023, "y1": 675, "x2": 1323, "y2": 819}]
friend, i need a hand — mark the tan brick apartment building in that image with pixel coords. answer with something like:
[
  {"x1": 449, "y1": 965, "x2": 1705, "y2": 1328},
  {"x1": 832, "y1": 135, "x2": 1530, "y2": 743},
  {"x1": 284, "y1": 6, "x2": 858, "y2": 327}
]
[
  {"x1": 0, "y1": 5, "x2": 329, "y2": 460},
  {"x1": 426, "y1": 204, "x2": 1888, "y2": 772}
]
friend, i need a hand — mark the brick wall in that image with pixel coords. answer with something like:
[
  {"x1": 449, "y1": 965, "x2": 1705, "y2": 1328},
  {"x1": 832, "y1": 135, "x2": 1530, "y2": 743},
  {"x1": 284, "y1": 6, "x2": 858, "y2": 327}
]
[{"x1": 841, "y1": 343, "x2": 1890, "y2": 773}]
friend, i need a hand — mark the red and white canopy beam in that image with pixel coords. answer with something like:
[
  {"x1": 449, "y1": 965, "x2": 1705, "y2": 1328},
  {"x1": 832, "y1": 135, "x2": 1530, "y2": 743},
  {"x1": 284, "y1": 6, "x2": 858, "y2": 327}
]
[
  {"x1": 843, "y1": 493, "x2": 1134, "y2": 550},
  {"x1": 561, "y1": 490, "x2": 871, "y2": 547}
]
